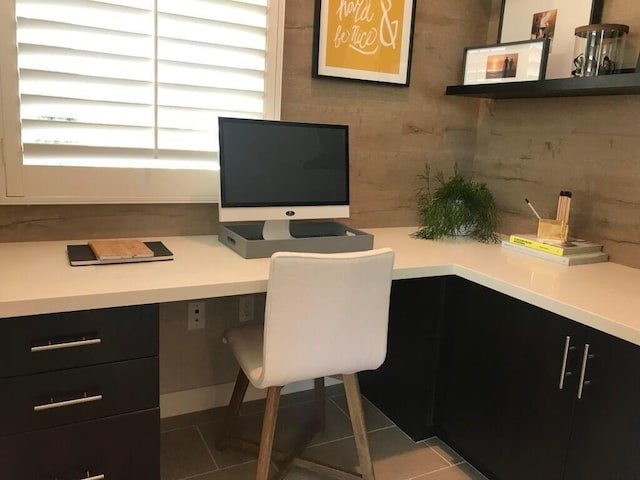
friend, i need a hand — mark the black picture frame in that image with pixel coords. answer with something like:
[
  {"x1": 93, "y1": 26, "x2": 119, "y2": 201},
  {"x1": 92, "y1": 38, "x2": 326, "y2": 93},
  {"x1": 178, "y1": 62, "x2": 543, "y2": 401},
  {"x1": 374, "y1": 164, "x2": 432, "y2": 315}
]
[
  {"x1": 497, "y1": 0, "x2": 603, "y2": 43},
  {"x1": 312, "y1": 0, "x2": 417, "y2": 86},
  {"x1": 497, "y1": 0, "x2": 603, "y2": 79},
  {"x1": 462, "y1": 38, "x2": 550, "y2": 85}
]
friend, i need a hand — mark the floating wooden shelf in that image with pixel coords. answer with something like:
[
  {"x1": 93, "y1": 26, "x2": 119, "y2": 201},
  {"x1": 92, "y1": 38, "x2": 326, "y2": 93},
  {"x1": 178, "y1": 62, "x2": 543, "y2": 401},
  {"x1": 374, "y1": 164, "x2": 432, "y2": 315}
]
[{"x1": 445, "y1": 72, "x2": 640, "y2": 99}]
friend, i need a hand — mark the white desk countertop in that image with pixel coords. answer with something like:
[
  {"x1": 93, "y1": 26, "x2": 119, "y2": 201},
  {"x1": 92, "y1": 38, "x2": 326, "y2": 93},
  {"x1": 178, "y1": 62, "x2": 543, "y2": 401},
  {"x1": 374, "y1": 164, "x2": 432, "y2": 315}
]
[{"x1": 1, "y1": 227, "x2": 639, "y2": 347}]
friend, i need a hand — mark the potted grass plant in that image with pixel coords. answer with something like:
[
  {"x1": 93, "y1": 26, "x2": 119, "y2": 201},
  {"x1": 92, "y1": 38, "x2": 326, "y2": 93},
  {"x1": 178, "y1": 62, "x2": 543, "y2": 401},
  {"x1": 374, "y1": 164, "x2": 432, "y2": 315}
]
[{"x1": 413, "y1": 164, "x2": 499, "y2": 243}]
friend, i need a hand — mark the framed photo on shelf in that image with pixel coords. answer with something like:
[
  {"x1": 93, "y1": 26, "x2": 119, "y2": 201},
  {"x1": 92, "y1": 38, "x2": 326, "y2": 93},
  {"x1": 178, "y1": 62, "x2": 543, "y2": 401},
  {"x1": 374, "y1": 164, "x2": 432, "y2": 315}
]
[
  {"x1": 462, "y1": 39, "x2": 550, "y2": 85},
  {"x1": 312, "y1": 0, "x2": 417, "y2": 86},
  {"x1": 497, "y1": 0, "x2": 603, "y2": 79}
]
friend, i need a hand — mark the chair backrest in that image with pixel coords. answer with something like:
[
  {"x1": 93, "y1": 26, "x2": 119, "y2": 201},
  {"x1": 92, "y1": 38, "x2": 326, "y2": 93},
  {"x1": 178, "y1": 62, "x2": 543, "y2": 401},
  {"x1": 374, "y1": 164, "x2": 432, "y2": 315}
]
[{"x1": 258, "y1": 248, "x2": 395, "y2": 388}]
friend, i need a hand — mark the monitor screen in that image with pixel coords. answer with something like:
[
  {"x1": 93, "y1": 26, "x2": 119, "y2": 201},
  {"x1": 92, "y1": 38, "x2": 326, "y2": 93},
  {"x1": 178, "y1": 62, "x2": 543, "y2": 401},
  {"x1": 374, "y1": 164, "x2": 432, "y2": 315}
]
[{"x1": 218, "y1": 118, "x2": 350, "y2": 239}]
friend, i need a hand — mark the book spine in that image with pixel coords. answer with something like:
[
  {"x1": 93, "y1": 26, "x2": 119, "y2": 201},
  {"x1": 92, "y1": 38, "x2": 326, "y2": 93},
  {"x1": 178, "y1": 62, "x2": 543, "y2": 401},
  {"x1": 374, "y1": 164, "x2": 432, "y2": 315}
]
[
  {"x1": 565, "y1": 253, "x2": 609, "y2": 266},
  {"x1": 502, "y1": 241, "x2": 569, "y2": 264},
  {"x1": 509, "y1": 235, "x2": 563, "y2": 256},
  {"x1": 502, "y1": 241, "x2": 608, "y2": 266}
]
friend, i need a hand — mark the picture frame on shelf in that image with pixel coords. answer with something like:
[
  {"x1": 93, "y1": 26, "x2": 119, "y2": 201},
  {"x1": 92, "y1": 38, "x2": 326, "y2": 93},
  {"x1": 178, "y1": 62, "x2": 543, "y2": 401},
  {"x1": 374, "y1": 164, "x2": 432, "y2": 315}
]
[
  {"x1": 312, "y1": 0, "x2": 417, "y2": 86},
  {"x1": 462, "y1": 39, "x2": 550, "y2": 86},
  {"x1": 497, "y1": 0, "x2": 603, "y2": 79}
]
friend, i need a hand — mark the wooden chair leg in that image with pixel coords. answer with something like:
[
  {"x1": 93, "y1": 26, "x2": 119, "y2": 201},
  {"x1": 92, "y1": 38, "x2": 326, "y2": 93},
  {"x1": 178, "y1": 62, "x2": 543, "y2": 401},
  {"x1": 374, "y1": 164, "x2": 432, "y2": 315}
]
[
  {"x1": 216, "y1": 368, "x2": 250, "y2": 451},
  {"x1": 343, "y1": 373, "x2": 375, "y2": 480},
  {"x1": 256, "y1": 385, "x2": 282, "y2": 480},
  {"x1": 221, "y1": 375, "x2": 364, "y2": 480},
  {"x1": 314, "y1": 377, "x2": 326, "y2": 432}
]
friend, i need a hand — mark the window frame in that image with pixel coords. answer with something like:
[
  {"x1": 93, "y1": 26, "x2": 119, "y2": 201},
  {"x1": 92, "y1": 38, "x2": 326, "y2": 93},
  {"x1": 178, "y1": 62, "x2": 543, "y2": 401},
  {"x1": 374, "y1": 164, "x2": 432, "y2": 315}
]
[{"x1": 0, "y1": 0, "x2": 285, "y2": 204}]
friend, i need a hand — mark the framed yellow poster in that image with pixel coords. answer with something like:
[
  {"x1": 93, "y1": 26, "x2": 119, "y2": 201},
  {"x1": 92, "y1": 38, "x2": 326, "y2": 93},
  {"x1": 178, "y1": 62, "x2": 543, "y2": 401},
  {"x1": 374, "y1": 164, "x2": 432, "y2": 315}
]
[{"x1": 312, "y1": 0, "x2": 417, "y2": 86}]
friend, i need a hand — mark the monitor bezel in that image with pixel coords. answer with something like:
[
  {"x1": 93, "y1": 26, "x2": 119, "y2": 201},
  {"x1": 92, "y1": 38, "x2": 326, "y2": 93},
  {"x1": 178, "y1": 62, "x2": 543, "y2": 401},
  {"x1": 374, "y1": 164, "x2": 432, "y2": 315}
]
[{"x1": 218, "y1": 117, "x2": 350, "y2": 223}]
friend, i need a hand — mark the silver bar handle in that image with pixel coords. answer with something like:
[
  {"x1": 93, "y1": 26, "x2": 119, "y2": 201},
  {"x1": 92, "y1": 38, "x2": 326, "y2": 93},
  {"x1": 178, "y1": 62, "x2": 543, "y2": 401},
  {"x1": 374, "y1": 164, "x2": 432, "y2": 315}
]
[
  {"x1": 34, "y1": 393, "x2": 102, "y2": 412},
  {"x1": 577, "y1": 344, "x2": 591, "y2": 399},
  {"x1": 31, "y1": 337, "x2": 101, "y2": 353},
  {"x1": 559, "y1": 336, "x2": 570, "y2": 389},
  {"x1": 558, "y1": 336, "x2": 576, "y2": 389}
]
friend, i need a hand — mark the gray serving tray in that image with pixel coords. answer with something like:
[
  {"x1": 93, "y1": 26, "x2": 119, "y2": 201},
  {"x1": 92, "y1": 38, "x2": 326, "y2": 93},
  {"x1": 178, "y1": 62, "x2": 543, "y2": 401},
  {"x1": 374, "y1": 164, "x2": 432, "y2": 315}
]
[{"x1": 218, "y1": 221, "x2": 374, "y2": 259}]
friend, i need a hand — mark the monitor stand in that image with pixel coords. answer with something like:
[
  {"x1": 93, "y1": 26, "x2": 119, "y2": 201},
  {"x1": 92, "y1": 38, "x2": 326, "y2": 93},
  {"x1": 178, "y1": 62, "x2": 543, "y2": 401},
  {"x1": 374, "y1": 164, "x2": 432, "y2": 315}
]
[
  {"x1": 262, "y1": 220, "x2": 293, "y2": 241},
  {"x1": 218, "y1": 221, "x2": 374, "y2": 259}
]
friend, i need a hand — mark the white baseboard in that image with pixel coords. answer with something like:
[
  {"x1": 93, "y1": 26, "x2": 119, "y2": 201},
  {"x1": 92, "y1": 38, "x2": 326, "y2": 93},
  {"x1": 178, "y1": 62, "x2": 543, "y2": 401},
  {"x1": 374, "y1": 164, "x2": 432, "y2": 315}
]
[{"x1": 160, "y1": 377, "x2": 342, "y2": 419}]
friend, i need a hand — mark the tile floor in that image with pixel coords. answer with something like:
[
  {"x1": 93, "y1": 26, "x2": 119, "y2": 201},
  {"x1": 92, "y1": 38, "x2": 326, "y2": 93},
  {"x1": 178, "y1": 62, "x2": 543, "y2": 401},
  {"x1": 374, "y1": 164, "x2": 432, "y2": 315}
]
[{"x1": 160, "y1": 384, "x2": 488, "y2": 480}]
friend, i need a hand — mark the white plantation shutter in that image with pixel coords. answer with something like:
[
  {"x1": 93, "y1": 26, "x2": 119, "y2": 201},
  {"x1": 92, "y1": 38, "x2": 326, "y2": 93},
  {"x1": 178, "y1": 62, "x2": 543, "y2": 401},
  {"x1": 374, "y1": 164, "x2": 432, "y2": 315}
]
[
  {"x1": 0, "y1": 0, "x2": 283, "y2": 202},
  {"x1": 17, "y1": 1, "x2": 155, "y2": 160},
  {"x1": 156, "y1": 0, "x2": 266, "y2": 156}
]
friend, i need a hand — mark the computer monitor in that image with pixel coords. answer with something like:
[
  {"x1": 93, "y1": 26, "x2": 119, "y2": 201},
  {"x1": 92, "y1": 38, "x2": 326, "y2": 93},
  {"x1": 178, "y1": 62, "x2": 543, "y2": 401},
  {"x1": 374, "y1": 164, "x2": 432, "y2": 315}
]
[{"x1": 218, "y1": 117, "x2": 350, "y2": 240}]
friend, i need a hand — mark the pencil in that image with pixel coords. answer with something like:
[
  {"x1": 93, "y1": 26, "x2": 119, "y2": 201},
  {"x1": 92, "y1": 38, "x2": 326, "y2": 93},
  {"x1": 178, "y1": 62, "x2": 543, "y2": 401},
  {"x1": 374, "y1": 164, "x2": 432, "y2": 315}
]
[{"x1": 525, "y1": 198, "x2": 541, "y2": 219}]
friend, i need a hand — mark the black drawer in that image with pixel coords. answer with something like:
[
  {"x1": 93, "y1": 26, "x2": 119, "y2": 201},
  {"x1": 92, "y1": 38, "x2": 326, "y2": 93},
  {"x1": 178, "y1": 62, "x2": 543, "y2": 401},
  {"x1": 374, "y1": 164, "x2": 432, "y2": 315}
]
[
  {"x1": 0, "y1": 304, "x2": 158, "y2": 377},
  {"x1": 0, "y1": 357, "x2": 158, "y2": 436},
  {"x1": 0, "y1": 408, "x2": 159, "y2": 480}
]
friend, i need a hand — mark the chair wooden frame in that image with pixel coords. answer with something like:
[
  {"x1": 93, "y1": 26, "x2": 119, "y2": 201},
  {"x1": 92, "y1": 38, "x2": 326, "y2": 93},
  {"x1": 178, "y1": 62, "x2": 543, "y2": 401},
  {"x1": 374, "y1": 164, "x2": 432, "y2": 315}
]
[{"x1": 216, "y1": 371, "x2": 375, "y2": 480}]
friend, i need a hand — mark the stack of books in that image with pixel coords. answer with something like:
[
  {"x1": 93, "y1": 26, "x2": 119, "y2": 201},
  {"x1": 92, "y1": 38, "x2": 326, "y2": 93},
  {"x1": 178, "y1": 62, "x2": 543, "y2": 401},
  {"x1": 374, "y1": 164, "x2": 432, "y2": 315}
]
[
  {"x1": 88, "y1": 239, "x2": 155, "y2": 260},
  {"x1": 67, "y1": 239, "x2": 174, "y2": 266},
  {"x1": 501, "y1": 233, "x2": 608, "y2": 266}
]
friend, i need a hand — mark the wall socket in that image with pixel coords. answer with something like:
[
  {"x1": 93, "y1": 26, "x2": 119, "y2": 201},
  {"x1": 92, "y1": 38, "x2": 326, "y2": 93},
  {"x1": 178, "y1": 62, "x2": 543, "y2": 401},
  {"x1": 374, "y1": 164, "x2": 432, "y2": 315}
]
[
  {"x1": 238, "y1": 295, "x2": 254, "y2": 323},
  {"x1": 187, "y1": 301, "x2": 206, "y2": 330}
]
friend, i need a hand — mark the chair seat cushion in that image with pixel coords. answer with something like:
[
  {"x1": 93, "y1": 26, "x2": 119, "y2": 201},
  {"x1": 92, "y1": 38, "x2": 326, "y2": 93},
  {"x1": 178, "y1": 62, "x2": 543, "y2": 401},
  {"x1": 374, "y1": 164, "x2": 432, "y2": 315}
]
[{"x1": 224, "y1": 324, "x2": 265, "y2": 387}]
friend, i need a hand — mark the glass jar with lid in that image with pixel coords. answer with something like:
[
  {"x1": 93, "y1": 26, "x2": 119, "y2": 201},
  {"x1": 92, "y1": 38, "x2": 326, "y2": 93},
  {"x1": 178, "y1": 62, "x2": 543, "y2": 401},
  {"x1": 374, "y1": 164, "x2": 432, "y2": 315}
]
[{"x1": 572, "y1": 23, "x2": 629, "y2": 77}]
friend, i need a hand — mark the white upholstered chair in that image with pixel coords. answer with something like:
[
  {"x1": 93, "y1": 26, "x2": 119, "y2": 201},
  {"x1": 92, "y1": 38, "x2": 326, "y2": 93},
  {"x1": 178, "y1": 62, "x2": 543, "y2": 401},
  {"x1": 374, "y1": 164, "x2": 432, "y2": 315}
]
[{"x1": 216, "y1": 248, "x2": 395, "y2": 480}]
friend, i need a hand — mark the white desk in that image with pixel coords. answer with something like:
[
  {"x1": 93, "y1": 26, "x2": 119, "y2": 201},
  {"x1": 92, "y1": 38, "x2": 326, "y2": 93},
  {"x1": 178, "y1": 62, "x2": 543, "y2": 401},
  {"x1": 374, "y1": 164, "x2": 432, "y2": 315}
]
[{"x1": 2, "y1": 226, "x2": 640, "y2": 346}]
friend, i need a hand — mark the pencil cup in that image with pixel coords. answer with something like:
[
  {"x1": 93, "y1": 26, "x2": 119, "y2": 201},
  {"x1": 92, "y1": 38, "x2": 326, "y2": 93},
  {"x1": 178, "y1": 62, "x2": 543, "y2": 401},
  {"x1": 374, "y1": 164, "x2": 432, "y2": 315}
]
[{"x1": 537, "y1": 218, "x2": 569, "y2": 243}]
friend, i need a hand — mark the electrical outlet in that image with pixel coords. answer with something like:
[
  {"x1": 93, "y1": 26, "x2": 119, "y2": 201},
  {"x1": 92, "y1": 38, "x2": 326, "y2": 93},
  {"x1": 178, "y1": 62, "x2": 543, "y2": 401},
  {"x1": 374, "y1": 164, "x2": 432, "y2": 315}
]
[
  {"x1": 187, "y1": 301, "x2": 206, "y2": 330},
  {"x1": 238, "y1": 295, "x2": 254, "y2": 323}
]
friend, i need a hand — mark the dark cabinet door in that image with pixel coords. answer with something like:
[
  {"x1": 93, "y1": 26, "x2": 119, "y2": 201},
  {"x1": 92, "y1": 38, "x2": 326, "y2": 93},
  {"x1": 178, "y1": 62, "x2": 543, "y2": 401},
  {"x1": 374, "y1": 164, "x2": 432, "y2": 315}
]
[
  {"x1": 359, "y1": 276, "x2": 449, "y2": 441},
  {"x1": 361, "y1": 274, "x2": 640, "y2": 480},
  {"x1": 437, "y1": 278, "x2": 580, "y2": 480},
  {"x1": 563, "y1": 327, "x2": 640, "y2": 480},
  {"x1": 0, "y1": 408, "x2": 159, "y2": 480}
]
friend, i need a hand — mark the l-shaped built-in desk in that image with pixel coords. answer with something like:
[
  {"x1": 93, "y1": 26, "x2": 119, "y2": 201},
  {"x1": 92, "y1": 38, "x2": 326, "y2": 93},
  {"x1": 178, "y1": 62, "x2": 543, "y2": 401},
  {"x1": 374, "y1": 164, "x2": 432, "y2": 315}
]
[
  {"x1": 2, "y1": 226, "x2": 639, "y2": 344},
  {"x1": 2, "y1": 226, "x2": 640, "y2": 480}
]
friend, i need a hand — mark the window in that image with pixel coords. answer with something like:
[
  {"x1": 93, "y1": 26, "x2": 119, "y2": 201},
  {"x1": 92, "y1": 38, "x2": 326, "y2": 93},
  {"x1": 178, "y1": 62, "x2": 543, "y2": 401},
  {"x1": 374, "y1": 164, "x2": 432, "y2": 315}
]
[{"x1": 0, "y1": 0, "x2": 285, "y2": 203}]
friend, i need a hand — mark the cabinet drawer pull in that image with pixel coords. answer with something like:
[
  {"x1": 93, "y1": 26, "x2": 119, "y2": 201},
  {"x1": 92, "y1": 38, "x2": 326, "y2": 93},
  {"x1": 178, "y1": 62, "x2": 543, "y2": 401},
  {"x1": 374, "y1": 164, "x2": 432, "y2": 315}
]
[
  {"x1": 34, "y1": 393, "x2": 102, "y2": 411},
  {"x1": 31, "y1": 337, "x2": 101, "y2": 353},
  {"x1": 558, "y1": 336, "x2": 576, "y2": 389},
  {"x1": 577, "y1": 344, "x2": 591, "y2": 399}
]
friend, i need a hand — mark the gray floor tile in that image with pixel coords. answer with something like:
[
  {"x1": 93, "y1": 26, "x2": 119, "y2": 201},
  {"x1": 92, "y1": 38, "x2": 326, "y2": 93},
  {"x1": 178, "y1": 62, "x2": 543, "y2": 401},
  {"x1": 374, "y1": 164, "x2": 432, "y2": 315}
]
[
  {"x1": 324, "y1": 382, "x2": 345, "y2": 397},
  {"x1": 284, "y1": 465, "x2": 339, "y2": 480},
  {"x1": 330, "y1": 394, "x2": 394, "y2": 432},
  {"x1": 237, "y1": 388, "x2": 320, "y2": 416},
  {"x1": 369, "y1": 427, "x2": 452, "y2": 480},
  {"x1": 415, "y1": 462, "x2": 489, "y2": 480},
  {"x1": 179, "y1": 461, "x2": 258, "y2": 480},
  {"x1": 199, "y1": 399, "x2": 356, "y2": 469},
  {"x1": 299, "y1": 426, "x2": 450, "y2": 480},
  {"x1": 160, "y1": 426, "x2": 217, "y2": 480},
  {"x1": 161, "y1": 408, "x2": 226, "y2": 433},
  {"x1": 272, "y1": 400, "x2": 356, "y2": 448},
  {"x1": 198, "y1": 418, "x2": 258, "y2": 469},
  {"x1": 423, "y1": 436, "x2": 465, "y2": 465},
  {"x1": 458, "y1": 463, "x2": 489, "y2": 480}
]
